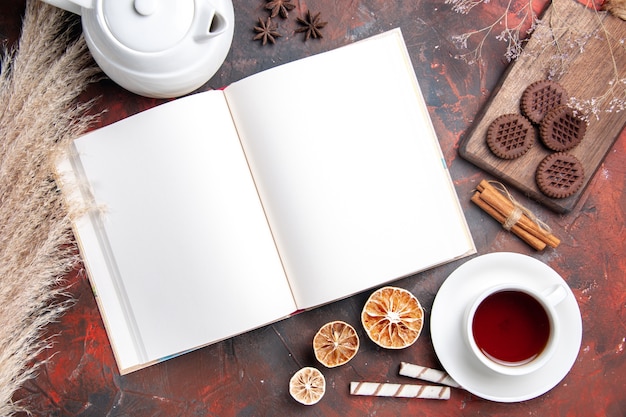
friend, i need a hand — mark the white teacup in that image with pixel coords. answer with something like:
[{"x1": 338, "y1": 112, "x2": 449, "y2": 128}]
[{"x1": 464, "y1": 283, "x2": 567, "y2": 376}]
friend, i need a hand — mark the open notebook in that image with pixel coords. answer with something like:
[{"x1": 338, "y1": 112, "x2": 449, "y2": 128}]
[{"x1": 57, "y1": 29, "x2": 475, "y2": 374}]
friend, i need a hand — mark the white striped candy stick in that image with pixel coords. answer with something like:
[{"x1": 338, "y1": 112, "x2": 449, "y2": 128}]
[{"x1": 350, "y1": 381, "x2": 450, "y2": 400}]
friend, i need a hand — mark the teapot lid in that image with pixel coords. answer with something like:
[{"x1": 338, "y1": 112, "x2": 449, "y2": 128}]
[{"x1": 103, "y1": 0, "x2": 194, "y2": 52}]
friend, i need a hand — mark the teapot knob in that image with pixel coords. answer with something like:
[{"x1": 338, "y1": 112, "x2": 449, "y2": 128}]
[
  {"x1": 194, "y1": 1, "x2": 229, "y2": 41},
  {"x1": 134, "y1": 0, "x2": 159, "y2": 16}
]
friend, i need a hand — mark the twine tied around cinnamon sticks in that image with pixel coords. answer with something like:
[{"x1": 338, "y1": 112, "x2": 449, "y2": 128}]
[{"x1": 471, "y1": 180, "x2": 560, "y2": 251}]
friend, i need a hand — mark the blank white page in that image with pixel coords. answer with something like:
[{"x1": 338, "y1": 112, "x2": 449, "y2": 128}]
[
  {"x1": 71, "y1": 91, "x2": 295, "y2": 367},
  {"x1": 225, "y1": 29, "x2": 475, "y2": 309}
]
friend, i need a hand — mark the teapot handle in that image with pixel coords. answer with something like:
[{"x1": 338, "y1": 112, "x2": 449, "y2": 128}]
[
  {"x1": 194, "y1": 2, "x2": 229, "y2": 41},
  {"x1": 40, "y1": 0, "x2": 94, "y2": 16}
]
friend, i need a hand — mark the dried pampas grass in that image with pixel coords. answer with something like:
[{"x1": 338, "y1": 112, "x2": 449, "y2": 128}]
[
  {"x1": 0, "y1": 1, "x2": 99, "y2": 415},
  {"x1": 604, "y1": 0, "x2": 626, "y2": 20}
]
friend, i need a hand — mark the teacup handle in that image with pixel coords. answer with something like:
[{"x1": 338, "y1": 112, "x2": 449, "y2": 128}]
[
  {"x1": 542, "y1": 284, "x2": 568, "y2": 307},
  {"x1": 194, "y1": 3, "x2": 229, "y2": 41}
]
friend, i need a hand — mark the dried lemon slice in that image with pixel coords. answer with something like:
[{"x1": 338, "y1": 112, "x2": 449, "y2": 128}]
[
  {"x1": 289, "y1": 366, "x2": 326, "y2": 405},
  {"x1": 313, "y1": 321, "x2": 360, "y2": 368},
  {"x1": 361, "y1": 286, "x2": 424, "y2": 349}
]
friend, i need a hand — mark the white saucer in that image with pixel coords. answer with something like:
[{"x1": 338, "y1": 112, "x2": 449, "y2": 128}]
[{"x1": 430, "y1": 252, "x2": 582, "y2": 402}]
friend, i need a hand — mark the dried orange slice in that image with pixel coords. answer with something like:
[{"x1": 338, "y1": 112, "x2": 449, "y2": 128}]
[
  {"x1": 361, "y1": 286, "x2": 424, "y2": 349},
  {"x1": 313, "y1": 321, "x2": 360, "y2": 368},
  {"x1": 289, "y1": 366, "x2": 326, "y2": 405}
]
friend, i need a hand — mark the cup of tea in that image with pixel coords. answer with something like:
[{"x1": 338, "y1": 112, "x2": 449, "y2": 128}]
[{"x1": 464, "y1": 283, "x2": 567, "y2": 376}]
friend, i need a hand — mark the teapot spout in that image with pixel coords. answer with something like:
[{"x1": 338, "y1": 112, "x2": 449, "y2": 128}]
[{"x1": 40, "y1": 0, "x2": 94, "y2": 16}]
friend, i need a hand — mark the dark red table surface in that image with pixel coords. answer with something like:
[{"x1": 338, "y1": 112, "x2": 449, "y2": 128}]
[{"x1": 3, "y1": 1, "x2": 625, "y2": 416}]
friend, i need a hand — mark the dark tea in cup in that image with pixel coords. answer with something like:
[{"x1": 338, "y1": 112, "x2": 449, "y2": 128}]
[
  {"x1": 471, "y1": 290, "x2": 550, "y2": 365},
  {"x1": 465, "y1": 283, "x2": 565, "y2": 376}
]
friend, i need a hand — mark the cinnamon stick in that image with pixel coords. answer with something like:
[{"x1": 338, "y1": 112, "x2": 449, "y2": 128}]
[
  {"x1": 471, "y1": 192, "x2": 547, "y2": 251},
  {"x1": 476, "y1": 181, "x2": 560, "y2": 248},
  {"x1": 478, "y1": 188, "x2": 559, "y2": 248}
]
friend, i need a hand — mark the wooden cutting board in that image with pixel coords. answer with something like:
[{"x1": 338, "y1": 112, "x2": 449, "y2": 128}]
[{"x1": 459, "y1": 0, "x2": 626, "y2": 213}]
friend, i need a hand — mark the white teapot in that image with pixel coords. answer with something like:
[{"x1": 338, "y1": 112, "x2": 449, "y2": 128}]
[{"x1": 42, "y1": 0, "x2": 234, "y2": 98}]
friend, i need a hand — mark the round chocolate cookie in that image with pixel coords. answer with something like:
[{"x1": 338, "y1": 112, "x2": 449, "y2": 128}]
[
  {"x1": 486, "y1": 113, "x2": 535, "y2": 159},
  {"x1": 535, "y1": 152, "x2": 584, "y2": 199},
  {"x1": 521, "y1": 80, "x2": 568, "y2": 124},
  {"x1": 539, "y1": 105, "x2": 586, "y2": 151}
]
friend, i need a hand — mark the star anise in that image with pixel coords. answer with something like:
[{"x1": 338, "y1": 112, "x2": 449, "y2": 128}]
[
  {"x1": 253, "y1": 17, "x2": 281, "y2": 45},
  {"x1": 295, "y1": 10, "x2": 327, "y2": 41},
  {"x1": 265, "y1": 0, "x2": 296, "y2": 19}
]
